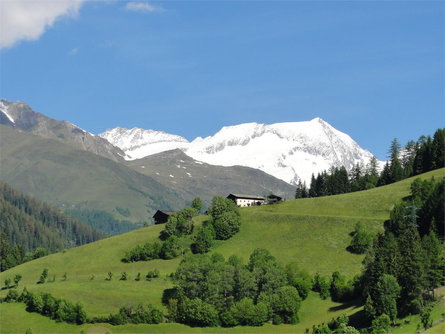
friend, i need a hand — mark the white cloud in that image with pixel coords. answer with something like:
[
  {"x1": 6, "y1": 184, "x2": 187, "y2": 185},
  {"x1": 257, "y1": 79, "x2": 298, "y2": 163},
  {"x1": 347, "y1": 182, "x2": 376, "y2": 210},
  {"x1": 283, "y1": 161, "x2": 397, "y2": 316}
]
[
  {"x1": 0, "y1": 0, "x2": 88, "y2": 49},
  {"x1": 125, "y1": 2, "x2": 164, "y2": 13}
]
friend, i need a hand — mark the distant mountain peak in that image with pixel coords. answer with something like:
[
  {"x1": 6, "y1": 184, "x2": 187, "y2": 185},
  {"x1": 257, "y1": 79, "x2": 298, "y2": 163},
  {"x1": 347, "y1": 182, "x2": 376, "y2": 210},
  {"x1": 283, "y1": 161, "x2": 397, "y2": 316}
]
[
  {"x1": 100, "y1": 119, "x2": 381, "y2": 185},
  {"x1": 0, "y1": 100, "x2": 125, "y2": 162},
  {"x1": 99, "y1": 126, "x2": 189, "y2": 157}
]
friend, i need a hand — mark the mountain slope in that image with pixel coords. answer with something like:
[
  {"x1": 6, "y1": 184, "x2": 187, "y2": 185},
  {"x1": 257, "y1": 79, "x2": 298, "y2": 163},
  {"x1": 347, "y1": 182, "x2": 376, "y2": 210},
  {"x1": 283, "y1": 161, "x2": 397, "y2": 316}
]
[
  {"x1": 125, "y1": 149, "x2": 296, "y2": 206},
  {"x1": 0, "y1": 125, "x2": 186, "y2": 224},
  {"x1": 0, "y1": 99, "x2": 125, "y2": 162},
  {"x1": 1, "y1": 169, "x2": 441, "y2": 329},
  {"x1": 0, "y1": 181, "x2": 105, "y2": 255},
  {"x1": 100, "y1": 118, "x2": 380, "y2": 185},
  {"x1": 0, "y1": 125, "x2": 294, "y2": 227}
]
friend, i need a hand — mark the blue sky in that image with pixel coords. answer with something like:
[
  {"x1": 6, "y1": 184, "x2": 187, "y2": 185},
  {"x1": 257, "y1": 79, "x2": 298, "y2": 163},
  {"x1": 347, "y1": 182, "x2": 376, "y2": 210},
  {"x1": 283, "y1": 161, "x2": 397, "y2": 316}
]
[{"x1": 1, "y1": 1, "x2": 443, "y2": 160}]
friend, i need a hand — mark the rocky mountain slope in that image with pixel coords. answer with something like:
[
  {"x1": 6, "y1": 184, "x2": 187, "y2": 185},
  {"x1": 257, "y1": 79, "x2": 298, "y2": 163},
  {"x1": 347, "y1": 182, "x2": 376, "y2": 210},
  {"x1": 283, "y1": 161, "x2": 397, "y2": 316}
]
[
  {"x1": 0, "y1": 100, "x2": 296, "y2": 228},
  {"x1": 125, "y1": 149, "x2": 296, "y2": 206},
  {"x1": 0, "y1": 99, "x2": 125, "y2": 162},
  {"x1": 100, "y1": 118, "x2": 380, "y2": 185}
]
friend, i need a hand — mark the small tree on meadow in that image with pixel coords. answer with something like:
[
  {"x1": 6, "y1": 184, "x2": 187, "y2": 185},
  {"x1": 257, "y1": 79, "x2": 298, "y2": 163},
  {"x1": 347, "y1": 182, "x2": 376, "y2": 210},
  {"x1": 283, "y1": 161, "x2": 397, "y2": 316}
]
[
  {"x1": 14, "y1": 274, "x2": 22, "y2": 287},
  {"x1": 191, "y1": 197, "x2": 203, "y2": 213},
  {"x1": 38, "y1": 268, "x2": 48, "y2": 284}
]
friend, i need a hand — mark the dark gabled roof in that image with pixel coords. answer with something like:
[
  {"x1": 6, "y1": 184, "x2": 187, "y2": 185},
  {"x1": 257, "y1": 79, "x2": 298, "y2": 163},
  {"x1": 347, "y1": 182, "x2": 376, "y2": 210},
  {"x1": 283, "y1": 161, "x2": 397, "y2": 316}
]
[
  {"x1": 267, "y1": 194, "x2": 282, "y2": 200},
  {"x1": 152, "y1": 210, "x2": 175, "y2": 218},
  {"x1": 227, "y1": 193, "x2": 265, "y2": 201}
]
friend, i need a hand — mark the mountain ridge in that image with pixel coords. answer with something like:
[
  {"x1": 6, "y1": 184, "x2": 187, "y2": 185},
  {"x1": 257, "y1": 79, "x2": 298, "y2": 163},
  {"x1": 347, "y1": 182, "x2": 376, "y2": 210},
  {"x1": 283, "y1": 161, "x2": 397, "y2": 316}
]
[
  {"x1": 0, "y1": 99, "x2": 125, "y2": 162},
  {"x1": 100, "y1": 117, "x2": 380, "y2": 185}
]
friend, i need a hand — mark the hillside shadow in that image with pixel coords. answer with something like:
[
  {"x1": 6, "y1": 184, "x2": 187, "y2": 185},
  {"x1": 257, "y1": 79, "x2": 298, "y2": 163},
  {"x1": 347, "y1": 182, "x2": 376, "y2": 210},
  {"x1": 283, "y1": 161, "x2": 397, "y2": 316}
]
[
  {"x1": 328, "y1": 298, "x2": 362, "y2": 312},
  {"x1": 348, "y1": 309, "x2": 370, "y2": 329}
]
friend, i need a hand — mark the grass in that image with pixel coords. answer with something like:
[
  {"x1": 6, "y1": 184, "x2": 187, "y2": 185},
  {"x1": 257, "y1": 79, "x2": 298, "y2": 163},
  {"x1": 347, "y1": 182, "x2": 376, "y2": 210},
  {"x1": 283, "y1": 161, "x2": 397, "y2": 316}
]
[{"x1": 0, "y1": 168, "x2": 443, "y2": 333}]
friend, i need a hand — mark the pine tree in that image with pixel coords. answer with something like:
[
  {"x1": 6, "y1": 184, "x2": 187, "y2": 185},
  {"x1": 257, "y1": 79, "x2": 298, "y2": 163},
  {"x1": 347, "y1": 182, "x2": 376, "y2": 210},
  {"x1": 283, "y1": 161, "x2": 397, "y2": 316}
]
[
  {"x1": 397, "y1": 227, "x2": 425, "y2": 315},
  {"x1": 422, "y1": 231, "x2": 443, "y2": 298},
  {"x1": 431, "y1": 128, "x2": 444, "y2": 169}
]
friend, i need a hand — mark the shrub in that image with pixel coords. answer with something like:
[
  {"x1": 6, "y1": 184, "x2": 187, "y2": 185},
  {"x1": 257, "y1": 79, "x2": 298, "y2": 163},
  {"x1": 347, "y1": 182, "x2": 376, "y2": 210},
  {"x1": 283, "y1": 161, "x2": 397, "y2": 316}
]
[
  {"x1": 222, "y1": 298, "x2": 269, "y2": 327},
  {"x1": 146, "y1": 269, "x2": 160, "y2": 280},
  {"x1": 160, "y1": 236, "x2": 181, "y2": 259},
  {"x1": 349, "y1": 223, "x2": 373, "y2": 254},
  {"x1": 177, "y1": 297, "x2": 219, "y2": 327},
  {"x1": 4, "y1": 289, "x2": 19, "y2": 302},
  {"x1": 286, "y1": 262, "x2": 313, "y2": 300},
  {"x1": 37, "y1": 268, "x2": 48, "y2": 284},
  {"x1": 370, "y1": 314, "x2": 391, "y2": 334},
  {"x1": 271, "y1": 286, "x2": 301, "y2": 324},
  {"x1": 192, "y1": 225, "x2": 215, "y2": 254},
  {"x1": 313, "y1": 273, "x2": 330, "y2": 299}
]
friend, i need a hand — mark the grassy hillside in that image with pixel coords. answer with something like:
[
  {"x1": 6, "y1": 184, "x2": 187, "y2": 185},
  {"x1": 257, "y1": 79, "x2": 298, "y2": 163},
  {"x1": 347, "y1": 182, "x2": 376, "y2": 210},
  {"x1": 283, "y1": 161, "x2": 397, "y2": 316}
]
[
  {"x1": 0, "y1": 168, "x2": 443, "y2": 333},
  {"x1": 0, "y1": 125, "x2": 186, "y2": 223}
]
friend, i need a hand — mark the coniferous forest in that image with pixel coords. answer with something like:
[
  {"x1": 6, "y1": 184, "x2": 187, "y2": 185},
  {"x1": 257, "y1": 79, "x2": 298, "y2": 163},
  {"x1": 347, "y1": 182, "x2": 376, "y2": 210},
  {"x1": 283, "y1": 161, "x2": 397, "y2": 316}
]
[
  {"x1": 0, "y1": 181, "x2": 106, "y2": 272},
  {"x1": 295, "y1": 128, "x2": 444, "y2": 198}
]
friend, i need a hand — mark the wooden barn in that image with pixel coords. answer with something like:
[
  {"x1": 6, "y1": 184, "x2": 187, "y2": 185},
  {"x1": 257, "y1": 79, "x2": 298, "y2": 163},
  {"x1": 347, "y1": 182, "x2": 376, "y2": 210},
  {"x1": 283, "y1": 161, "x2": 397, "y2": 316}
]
[{"x1": 153, "y1": 210, "x2": 175, "y2": 224}]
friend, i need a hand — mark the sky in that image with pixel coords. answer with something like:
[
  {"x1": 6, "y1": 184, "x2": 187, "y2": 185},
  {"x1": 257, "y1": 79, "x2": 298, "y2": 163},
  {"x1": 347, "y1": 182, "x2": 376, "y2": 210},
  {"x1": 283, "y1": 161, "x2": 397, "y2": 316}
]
[{"x1": 1, "y1": 0, "x2": 443, "y2": 160}]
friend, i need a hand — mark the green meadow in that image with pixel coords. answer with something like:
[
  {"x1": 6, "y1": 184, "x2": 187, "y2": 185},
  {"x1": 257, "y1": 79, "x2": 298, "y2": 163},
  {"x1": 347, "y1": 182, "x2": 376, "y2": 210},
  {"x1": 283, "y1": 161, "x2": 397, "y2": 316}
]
[{"x1": 1, "y1": 168, "x2": 444, "y2": 333}]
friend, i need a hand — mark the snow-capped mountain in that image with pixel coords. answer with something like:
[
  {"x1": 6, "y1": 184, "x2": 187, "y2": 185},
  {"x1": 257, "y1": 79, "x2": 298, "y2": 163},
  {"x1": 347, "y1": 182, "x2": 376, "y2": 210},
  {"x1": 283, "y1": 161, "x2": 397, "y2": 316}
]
[
  {"x1": 99, "y1": 118, "x2": 380, "y2": 185},
  {"x1": 99, "y1": 127, "x2": 189, "y2": 157}
]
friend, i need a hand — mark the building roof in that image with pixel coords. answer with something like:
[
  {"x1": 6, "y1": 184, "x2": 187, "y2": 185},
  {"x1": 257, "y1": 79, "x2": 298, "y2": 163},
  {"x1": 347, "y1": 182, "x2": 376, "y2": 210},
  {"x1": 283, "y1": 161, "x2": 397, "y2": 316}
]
[
  {"x1": 152, "y1": 210, "x2": 175, "y2": 218},
  {"x1": 227, "y1": 193, "x2": 265, "y2": 200}
]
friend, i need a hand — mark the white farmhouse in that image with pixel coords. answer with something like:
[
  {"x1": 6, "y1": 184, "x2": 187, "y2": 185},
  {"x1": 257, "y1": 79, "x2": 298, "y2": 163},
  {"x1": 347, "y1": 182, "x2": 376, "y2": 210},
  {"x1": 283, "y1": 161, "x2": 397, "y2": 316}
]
[{"x1": 226, "y1": 194, "x2": 266, "y2": 207}]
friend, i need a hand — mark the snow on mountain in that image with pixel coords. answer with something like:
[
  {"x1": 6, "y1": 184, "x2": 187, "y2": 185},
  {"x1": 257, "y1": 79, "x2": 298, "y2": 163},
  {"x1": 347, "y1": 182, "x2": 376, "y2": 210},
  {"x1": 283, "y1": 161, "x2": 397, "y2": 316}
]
[
  {"x1": 99, "y1": 127, "x2": 189, "y2": 159},
  {"x1": 99, "y1": 118, "x2": 379, "y2": 185},
  {"x1": 0, "y1": 100, "x2": 15, "y2": 124}
]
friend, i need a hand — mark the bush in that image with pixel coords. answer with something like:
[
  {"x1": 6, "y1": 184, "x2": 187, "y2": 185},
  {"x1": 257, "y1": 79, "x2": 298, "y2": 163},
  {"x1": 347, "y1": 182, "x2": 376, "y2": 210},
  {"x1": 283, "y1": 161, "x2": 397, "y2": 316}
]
[
  {"x1": 23, "y1": 292, "x2": 87, "y2": 324},
  {"x1": 177, "y1": 297, "x2": 219, "y2": 327},
  {"x1": 4, "y1": 288, "x2": 19, "y2": 302},
  {"x1": 370, "y1": 314, "x2": 391, "y2": 334},
  {"x1": 37, "y1": 268, "x2": 48, "y2": 284},
  {"x1": 146, "y1": 269, "x2": 160, "y2": 280},
  {"x1": 313, "y1": 273, "x2": 330, "y2": 299},
  {"x1": 160, "y1": 236, "x2": 181, "y2": 259},
  {"x1": 122, "y1": 241, "x2": 162, "y2": 262},
  {"x1": 192, "y1": 225, "x2": 215, "y2": 254},
  {"x1": 222, "y1": 298, "x2": 269, "y2": 327},
  {"x1": 349, "y1": 223, "x2": 373, "y2": 254},
  {"x1": 212, "y1": 211, "x2": 241, "y2": 240},
  {"x1": 271, "y1": 286, "x2": 301, "y2": 324},
  {"x1": 286, "y1": 262, "x2": 313, "y2": 300}
]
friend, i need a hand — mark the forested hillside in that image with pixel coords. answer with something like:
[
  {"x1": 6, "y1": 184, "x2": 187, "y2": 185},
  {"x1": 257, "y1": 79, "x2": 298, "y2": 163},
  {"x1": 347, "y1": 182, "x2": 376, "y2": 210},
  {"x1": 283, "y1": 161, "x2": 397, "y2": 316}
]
[
  {"x1": 0, "y1": 181, "x2": 106, "y2": 271},
  {"x1": 296, "y1": 128, "x2": 444, "y2": 198}
]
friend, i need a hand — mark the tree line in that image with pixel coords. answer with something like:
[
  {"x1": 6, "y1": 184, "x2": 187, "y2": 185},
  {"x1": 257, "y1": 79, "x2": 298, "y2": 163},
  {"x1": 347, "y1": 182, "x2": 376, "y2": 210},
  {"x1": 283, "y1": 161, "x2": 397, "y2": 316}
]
[
  {"x1": 296, "y1": 128, "x2": 444, "y2": 198},
  {"x1": 0, "y1": 181, "x2": 106, "y2": 272},
  {"x1": 166, "y1": 249, "x2": 305, "y2": 327},
  {"x1": 361, "y1": 177, "x2": 444, "y2": 325}
]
